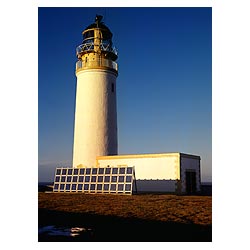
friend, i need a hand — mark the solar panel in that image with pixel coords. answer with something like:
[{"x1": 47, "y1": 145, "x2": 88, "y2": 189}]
[
  {"x1": 92, "y1": 168, "x2": 98, "y2": 174},
  {"x1": 62, "y1": 169, "x2": 67, "y2": 175},
  {"x1": 78, "y1": 184, "x2": 83, "y2": 191},
  {"x1": 86, "y1": 168, "x2": 91, "y2": 175},
  {"x1": 98, "y1": 168, "x2": 104, "y2": 174},
  {"x1": 53, "y1": 166, "x2": 135, "y2": 195}
]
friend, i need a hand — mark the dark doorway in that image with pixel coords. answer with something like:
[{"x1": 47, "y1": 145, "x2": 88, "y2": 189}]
[{"x1": 185, "y1": 171, "x2": 197, "y2": 194}]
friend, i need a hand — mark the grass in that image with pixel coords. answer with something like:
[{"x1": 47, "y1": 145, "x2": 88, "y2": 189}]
[
  {"x1": 38, "y1": 192, "x2": 212, "y2": 241},
  {"x1": 39, "y1": 192, "x2": 212, "y2": 225}
]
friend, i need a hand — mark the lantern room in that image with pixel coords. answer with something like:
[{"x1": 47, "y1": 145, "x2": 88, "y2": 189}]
[{"x1": 76, "y1": 15, "x2": 118, "y2": 62}]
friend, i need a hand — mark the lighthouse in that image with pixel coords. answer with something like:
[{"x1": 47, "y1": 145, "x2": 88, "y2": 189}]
[
  {"x1": 52, "y1": 15, "x2": 201, "y2": 195},
  {"x1": 73, "y1": 15, "x2": 118, "y2": 168}
]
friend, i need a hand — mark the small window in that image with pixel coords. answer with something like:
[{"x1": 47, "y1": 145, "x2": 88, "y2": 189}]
[
  {"x1": 83, "y1": 30, "x2": 94, "y2": 40},
  {"x1": 111, "y1": 83, "x2": 115, "y2": 93},
  {"x1": 55, "y1": 176, "x2": 60, "y2": 182},
  {"x1": 80, "y1": 168, "x2": 85, "y2": 175},
  {"x1": 73, "y1": 169, "x2": 79, "y2": 175},
  {"x1": 68, "y1": 169, "x2": 73, "y2": 175},
  {"x1": 66, "y1": 176, "x2": 72, "y2": 182},
  {"x1": 56, "y1": 169, "x2": 61, "y2": 175}
]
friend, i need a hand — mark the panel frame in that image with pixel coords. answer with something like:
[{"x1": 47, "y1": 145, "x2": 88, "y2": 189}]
[{"x1": 53, "y1": 166, "x2": 135, "y2": 195}]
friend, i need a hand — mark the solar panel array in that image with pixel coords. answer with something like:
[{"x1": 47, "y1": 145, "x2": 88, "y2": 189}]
[{"x1": 53, "y1": 166, "x2": 135, "y2": 195}]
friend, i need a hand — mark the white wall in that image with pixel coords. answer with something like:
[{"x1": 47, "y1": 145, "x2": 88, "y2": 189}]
[
  {"x1": 97, "y1": 153, "x2": 180, "y2": 180},
  {"x1": 73, "y1": 69, "x2": 118, "y2": 168}
]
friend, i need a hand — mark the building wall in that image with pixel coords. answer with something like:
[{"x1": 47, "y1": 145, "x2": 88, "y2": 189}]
[
  {"x1": 73, "y1": 69, "x2": 118, "y2": 168},
  {"x1": 97, "y1": 153, "x2": 180, "y2": 180},
  {"x1": 180, "y1": 154, "x2": 201, "y2": 192},
  {"x1": 97, "y1": 153, "x2": 201, "y2": 193},
  {"x1": 135, "y1": 180, "x2": 177, "y2": 193}
]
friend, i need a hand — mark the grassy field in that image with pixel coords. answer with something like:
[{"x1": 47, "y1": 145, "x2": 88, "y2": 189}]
[{"x1": 38, "y1": 192, "x2": 212, "y2": 242}]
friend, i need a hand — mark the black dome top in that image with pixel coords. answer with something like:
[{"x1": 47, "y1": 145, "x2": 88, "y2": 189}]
[{"x1": 84, "y1": 15, "x2": 112, "y2": 35}]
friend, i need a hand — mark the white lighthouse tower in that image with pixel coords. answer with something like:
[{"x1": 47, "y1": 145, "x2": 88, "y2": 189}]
[{"x1": 72, "y1": 15, "x2": 118, "y2": 168}]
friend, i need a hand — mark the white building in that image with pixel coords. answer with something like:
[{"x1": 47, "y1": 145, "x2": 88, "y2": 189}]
[{"x1": 97, "y1": 153, "x2": 201, "y2": 194}]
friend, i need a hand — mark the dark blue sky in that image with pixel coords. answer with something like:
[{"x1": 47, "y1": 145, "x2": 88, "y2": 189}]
[{"x1": 38, "y1": 7, "x2": 212, "y2": 182}]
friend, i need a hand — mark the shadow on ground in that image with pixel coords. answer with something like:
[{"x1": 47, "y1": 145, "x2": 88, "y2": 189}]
[{"x1": 38, "y1": 208, "x2": 212, "y2": 242}]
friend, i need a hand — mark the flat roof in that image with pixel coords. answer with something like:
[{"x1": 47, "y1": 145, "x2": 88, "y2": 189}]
[{"x1": 97, "y1": 152, "x2": 200, "y2": 160}]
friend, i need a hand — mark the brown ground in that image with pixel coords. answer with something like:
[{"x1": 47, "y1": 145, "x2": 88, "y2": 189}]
[
  {"x1": 39, "y1": 192, "x2": 211, "y2": 225},
  {"x1": 38, "y1": 192, "x2": 212, "y2": 242}
]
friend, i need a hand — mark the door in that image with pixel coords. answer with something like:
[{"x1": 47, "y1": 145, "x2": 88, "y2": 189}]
[{"x1": 185, "y1": 171, "x2": 197, "y2": 194}]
